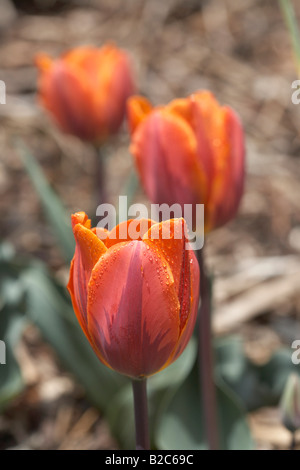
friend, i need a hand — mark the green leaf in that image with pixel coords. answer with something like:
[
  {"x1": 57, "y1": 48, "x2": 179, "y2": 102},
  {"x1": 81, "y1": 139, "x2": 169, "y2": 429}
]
[
  {"x1": 215, "y1": 336, "x2": 263, "y2": 411},
  {"x1": 216, "y1": 337, "x2": 300, "y2": 411},
  {"x1": 216, "y1": 375, "x2": 253, "y2": 450},
  {"x1": 0, "y1": 246, "x2": 27, "y2": 410},
  {"x1": 156, "y1": 364, "x2": 253, "y2": 450},
  {"x1": 279, "y1": 0, "x2": 300, "y2": 74},
  {"x1": 107, "y1": 383, "x2": 134, "y2": 449},
  {"x1": 258, "y1": 349, "x2": 300, "y2": 405},
  {"x1": 0, "y1": 336, "x2": 24, "y2": 412},
  {"x1": 16, "y1": 141, "x2": 74, "y2": 263}
]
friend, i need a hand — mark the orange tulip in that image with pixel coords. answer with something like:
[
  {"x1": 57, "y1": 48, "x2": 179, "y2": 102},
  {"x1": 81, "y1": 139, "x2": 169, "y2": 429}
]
[
  {"x1": 128, "y1": 91, "x2": 245, "y2": 232},
  {"x1": 67, "y1": 212, "x2": 199, "y2": 378},
  {"x1": 36, "y1": 45, "x2": 135, "y2": 142}
]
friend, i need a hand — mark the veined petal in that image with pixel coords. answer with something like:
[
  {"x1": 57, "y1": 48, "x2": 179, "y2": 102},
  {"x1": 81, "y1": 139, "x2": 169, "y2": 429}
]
[
  {"x1": 87, "y1": 241, "x2": 180, "y2": 378},
  {"x1": 208, "y1": 107, "x2": 245, "y2": 229},
  {"x1": 167, "y1": 92, "x2": 217, "y2": 200},
  {"x1": 67, "y1": 219, "x2": 107, "y2": 338},
  {"x1": 130, "y1": 109, "x2": 206, "y2": 208},
  {"x1": 168, "y1": 248, "x2": 200, "y2": 364},
  {"x1": 143, "y1": 218, "x2": 193, "y2": 332}
]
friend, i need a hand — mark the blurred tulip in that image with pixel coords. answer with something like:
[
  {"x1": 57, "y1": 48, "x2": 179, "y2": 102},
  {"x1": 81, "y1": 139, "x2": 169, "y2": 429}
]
[
  {"x1": 67, "y1": 212, "x2": 199, "y2": 378},
  {"x1": 128, "y1": 91, "x2": 245, "y2": 232},
  {"x1": 36, "y1": 45, "x2": 135, "y2": 142},
  {"x1": 280, "y1": 373, "x2": 300, "y2": 433}
]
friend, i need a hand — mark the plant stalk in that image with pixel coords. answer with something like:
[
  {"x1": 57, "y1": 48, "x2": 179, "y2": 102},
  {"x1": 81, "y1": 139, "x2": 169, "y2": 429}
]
[
  {"x1": 132, "y1": 378, "x2": 150, "y2": 450},
  {"x1": 291, "y1": 431, "x2": 297, "y2": 450},
  {"x1": 197, "y1": 248, "x2": 219, "y2": 450},
  {"x1": 279, "y1": 0, "x2": 300, "y2": 75},
  {"x1": 95, "y1": 145, "x2": 107, "y2": 207}
]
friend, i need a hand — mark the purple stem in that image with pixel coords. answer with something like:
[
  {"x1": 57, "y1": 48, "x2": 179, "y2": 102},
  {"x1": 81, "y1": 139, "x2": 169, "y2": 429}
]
[
  {"x1": 197, "y1": 248, "x2": 219, "y2": 450},
  {"x1": 132, "y1": 378, "x2": 150, "y2": 450}
]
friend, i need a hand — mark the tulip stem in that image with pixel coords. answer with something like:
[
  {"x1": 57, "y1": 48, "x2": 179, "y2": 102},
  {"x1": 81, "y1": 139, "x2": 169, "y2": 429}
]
[
  {"x1": 197, "y1": 248, "x2": 219, "y2": 450},
  {"x1": 132, "y1": 378, "x2": 150, "y2": 450},
  {"x1": 279, "y1": 0, "x2": 300, "y2": 76}
]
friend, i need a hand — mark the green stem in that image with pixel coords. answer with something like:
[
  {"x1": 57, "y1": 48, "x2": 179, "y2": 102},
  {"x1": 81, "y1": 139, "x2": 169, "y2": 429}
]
[
  {"x1": 279, "y1": 0, "x2": 300, "y2": 74},
  {"x1": 197, "y1": 248, "x2": 219, "y2": 450},
  {"x1": 291, "y1": 431, "x2": 297, "y2": 450},
  {"x1": 132, "y1": 378, "x2": 150, "y2": 450}
]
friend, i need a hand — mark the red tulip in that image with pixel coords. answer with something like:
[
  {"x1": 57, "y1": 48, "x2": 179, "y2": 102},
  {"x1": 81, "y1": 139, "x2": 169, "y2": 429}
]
[
  {"x1": 127, "y1": 91, "x2": 245, "y2": 232},
  {"x1": 67, "y1": 212, "x2": 199, "y2": 378},
  {"x1": 36, "y1": 45, "x2": 135, "y2": 142}
]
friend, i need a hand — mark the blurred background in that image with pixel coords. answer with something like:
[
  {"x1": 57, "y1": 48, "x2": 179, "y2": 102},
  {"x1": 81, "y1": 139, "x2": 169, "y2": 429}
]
[{"x1": 0, "y1": 0, "x2": 300, "y2": 450}]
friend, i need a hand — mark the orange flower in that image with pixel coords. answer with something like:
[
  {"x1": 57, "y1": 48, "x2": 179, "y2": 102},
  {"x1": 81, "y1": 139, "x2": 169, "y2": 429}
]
[
  {"x1": 67, "y1": 212, "x2": 199, "y2": 378},
  {"x1": 127, "y1": 91, "x2": 245, "y2": 232},
  {"x1": 36, "y1": 45, "x2": 135, "y2": 142}
]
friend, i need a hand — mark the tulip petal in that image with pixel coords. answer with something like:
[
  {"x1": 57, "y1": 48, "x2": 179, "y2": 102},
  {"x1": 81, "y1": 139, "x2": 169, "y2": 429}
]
[
  {"x1": 87, "y1": 241, "x2": 180, "y2": 377},
  {"x1": 67, "y1": 220, "x2": 107, "y2": 338},
  {"x1": 105, "y1": 218, "x2": 156, "y2": 249},
  {"x1": 98, "y1": 47, "x2": 135, "y2": 134},
  {"x1": 44, "y1": 60, "x2": 101, "y2": 140},
  {"x1": 143, "y1": 218, "x2": 193, "y2": 332},
  {"x1": 208, "y1": 107, "x2": 245, "y2": 229},
  {"x1": 168, "y1": 248, "x2": 200, "y2": 364},
  {"x1": 127, "y1": 96, "x2": 153, "y2": 135},
  {"x1": 63, "y1": 46, "x2": 134, "y2": 137},
  {"x1": 130, "y1": 109, "x2": 207, "y2": 209},
  {"x1": 71, "y1": 211, "x2": 91, "y2": 230}
]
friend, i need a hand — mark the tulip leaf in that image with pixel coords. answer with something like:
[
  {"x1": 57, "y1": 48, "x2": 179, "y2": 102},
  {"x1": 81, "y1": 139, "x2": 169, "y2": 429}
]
[
  {"x1": 16, "y1": 141, "x2": 74, "y2": 263},
  {"x1": 279, "y1": 0, "x2": 300, "y2": 74},
  {"x1": 258, "y1": 349, "x2": 300, "y2": 405},
  {"x1": 0, "y1": 323, "x2": 24, "y2": 412},
  {"x1": 107, "y1": 383, "x2": 135, "y2": 449},
  {"x1": 21, "y1": 263, "x2": 127, "y2": 409},
  {"x1": 216, "y1": 337, "x2": 300, "y2": 411},
  {"x1": 0, "y1": 244, "x2": 28, "y2": 411},
  {"x1": 0, "y1": 299, "x2": 25, "y2": 411},
  {"x1": 155, "y1": 363, "x2": 253, "y2": 450},
  {"x1": 215, "y1": 336, "x2": 262, "y2": 411}
]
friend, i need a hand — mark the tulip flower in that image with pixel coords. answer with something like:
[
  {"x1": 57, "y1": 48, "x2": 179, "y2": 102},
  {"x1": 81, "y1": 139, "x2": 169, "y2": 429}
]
[
  {"x1": 128, "y1": 91, "x2": 245, "y2": 232},
  {"x1": 67, "y1": 212, "x2": 199, "y2": 379},
  {"x1": 36, "y1": 45, "x2": 135, "y2": 142}
]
